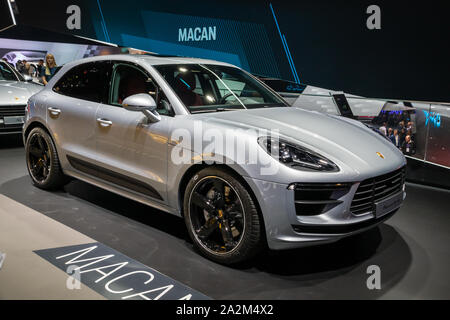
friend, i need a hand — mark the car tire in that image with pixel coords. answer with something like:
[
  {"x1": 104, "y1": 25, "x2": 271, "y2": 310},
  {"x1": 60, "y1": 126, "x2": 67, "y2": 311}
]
[
  {"x1": 25, "y1": 127, "x2": 68, "y2": 190},
  {"x1": 183, "y1": 167, "x2": 264, "y2": 265}
]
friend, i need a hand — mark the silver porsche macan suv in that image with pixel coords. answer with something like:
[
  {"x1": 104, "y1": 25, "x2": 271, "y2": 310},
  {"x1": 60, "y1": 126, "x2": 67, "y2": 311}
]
[{"x1": 23, "y1": 55, "x2": 406, "y2": 264}]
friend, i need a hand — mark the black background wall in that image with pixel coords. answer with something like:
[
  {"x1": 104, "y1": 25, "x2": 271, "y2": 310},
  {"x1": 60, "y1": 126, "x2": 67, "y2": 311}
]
[
  {"x1": 3, "y1": 0, "x2": 450, "y2": 102},
  {"x1": 272, "y1": 0, "x2": 450, "y2": 102}
]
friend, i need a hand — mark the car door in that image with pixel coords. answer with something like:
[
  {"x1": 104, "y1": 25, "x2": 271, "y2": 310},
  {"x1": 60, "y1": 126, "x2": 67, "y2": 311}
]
[
  {"x1": 94, "y1": 62, "x2": 172, "y2": 203},
  {"x1": 47, "y1": 61, "x2": 112, "y2": 169}
]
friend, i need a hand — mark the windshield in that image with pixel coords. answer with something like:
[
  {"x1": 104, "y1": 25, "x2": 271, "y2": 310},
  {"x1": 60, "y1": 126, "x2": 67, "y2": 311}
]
[
  {"x1": 0, "y1": 62, "x2": 19, "y2": 81},
  {"x1": 154, "y1": 64, "x2": 288, "y2": 113}
]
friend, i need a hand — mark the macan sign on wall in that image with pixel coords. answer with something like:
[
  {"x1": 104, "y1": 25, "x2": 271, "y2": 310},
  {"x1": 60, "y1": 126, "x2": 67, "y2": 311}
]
[{"x1": 178, "y1": 26, "x2": 217, "y2": 42}]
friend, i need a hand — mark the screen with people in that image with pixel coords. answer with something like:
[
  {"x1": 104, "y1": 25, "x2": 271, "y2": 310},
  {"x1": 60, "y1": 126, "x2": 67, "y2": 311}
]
[{"x1": 372, "y1": 109, "x2": 417, "y2": 156}]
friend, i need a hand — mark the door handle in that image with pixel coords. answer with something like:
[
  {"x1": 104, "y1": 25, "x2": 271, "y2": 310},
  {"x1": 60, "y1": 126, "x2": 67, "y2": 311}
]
[
  {"x1": 48, "y1": 107, "x2": 61, "y2": 117},
  {"x1": 96, "y1": 118, "x2": 113, "y2": 127}
]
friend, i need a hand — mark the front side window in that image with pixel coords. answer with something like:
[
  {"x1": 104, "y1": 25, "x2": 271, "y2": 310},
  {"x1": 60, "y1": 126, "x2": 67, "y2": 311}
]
[
  {"x1": 110, "y1": 64, "x2": 156, "y2": 105},
  {"x1": 154, "y1": 64, "x2": 287, "y2": 113},
  {"x1": 0, "y1": 62, "x2": 18, "y2": 81},
  {"x1": 53, "y1": 61, "x2": 112, "y2": 103},
  {"x1": 109, "y1": 63, "x2": 172, "y2": 116}
]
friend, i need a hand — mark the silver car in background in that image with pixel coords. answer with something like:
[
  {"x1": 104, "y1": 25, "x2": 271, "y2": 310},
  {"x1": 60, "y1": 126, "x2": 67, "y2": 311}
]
[
  {"x1": 0, "y1": 60, "x2": 42, "y2": 135},
  {"x1": 23, "y1": 55, "x2": 406, "y2": 264}
]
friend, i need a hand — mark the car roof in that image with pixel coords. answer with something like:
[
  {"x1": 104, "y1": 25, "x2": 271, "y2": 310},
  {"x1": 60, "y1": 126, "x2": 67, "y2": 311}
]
[
  {"x1": 65, "y1": 54, "x2": 236, "y2": 68},
  {"x1": 46, "y1": 54, "x2": 243, "y2": 90}
]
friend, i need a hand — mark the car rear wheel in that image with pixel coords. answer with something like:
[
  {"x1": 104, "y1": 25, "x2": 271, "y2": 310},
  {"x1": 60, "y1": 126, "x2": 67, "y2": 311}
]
[
  {"x1": 183, "y1": 167, "x2": 264, "y2": 265},
  {"x1": 25, "y1": 127, "x2": 68, "y2": 190}
]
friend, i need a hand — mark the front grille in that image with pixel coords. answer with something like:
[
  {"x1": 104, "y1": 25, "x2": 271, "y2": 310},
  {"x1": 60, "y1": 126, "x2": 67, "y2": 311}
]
[
  {"x1": 351, "y1": 167, "x2": 406, "y2": 215},
  {"x1": 0, "y1": 105, "x2": 26, "y2": 133},
  {"x1": 293, "y1": 183, "x2": 351, "y2": 216},
  {"x1": 0, "y1": 105, "x2": 26, "y2": 118}
]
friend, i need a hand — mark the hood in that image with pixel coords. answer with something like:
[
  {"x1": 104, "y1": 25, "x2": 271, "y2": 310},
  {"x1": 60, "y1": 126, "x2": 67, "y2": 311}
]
[
  {"x1": 0, "y1": 81, "x2": 43, "y2": 106},
  {"x1": 201, "y1": 107, "x2": 406, "y2": 176}
]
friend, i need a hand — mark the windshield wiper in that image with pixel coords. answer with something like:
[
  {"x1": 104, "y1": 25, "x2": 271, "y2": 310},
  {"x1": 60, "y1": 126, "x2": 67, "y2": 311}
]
[
  {"x1": 190, "y1": 107, "x2": 244, "y2": 114},
  {"x1": 215, "y1": 107, "x2": 243, "y2": 112}
]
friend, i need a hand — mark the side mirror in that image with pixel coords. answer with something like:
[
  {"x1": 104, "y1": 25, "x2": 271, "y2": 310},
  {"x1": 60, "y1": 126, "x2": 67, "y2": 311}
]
[
  {"x1": 23, "y1": 75, "x2": 33, "y2": 82},
  {"x1": 122, "y1": 93, "x2": 161, "y2": 123}
]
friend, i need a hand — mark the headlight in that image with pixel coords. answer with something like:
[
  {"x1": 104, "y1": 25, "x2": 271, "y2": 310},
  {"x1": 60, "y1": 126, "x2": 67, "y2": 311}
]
[{"x1": 258, "y1": 137, "x2": 339, "y2": 172}]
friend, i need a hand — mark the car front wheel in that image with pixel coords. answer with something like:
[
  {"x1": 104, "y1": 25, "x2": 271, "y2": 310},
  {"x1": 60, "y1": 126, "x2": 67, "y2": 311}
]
[{"x1": 183, "y1": 167, "x2": 264, "y2": 265}]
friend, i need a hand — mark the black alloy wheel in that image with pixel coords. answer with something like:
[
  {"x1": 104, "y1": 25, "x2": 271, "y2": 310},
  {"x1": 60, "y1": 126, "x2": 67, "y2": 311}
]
[
  {"x1": 189, "y1": 176, "x2": 245, "y2": 254},
  {"x1": 184, "y1": 167, "x2": 264, "y2": 264},
  {"x1": 27, "y1": 132, "x2": 51, "y2": 183},
  {"x1": 25, "y1": 127, "x2": 68, "y2": 190}
]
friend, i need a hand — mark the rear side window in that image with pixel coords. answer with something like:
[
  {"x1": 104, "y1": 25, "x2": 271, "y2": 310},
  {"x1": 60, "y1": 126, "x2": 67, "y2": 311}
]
[{"x1": 53, "y1": 61, "x2": 112, "y2": 103}]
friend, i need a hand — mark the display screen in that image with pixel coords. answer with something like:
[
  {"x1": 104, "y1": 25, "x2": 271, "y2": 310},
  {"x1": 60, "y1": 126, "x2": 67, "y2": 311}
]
[
  {"x1": 371, "y1": 102, "x2": 450, "y2": 168},
  {"x1": 333, "y1": 94, "x2": 354, "y2": 118},
  {"x1": 425, "y1": 104, "x2": 450, "y2": 167}
]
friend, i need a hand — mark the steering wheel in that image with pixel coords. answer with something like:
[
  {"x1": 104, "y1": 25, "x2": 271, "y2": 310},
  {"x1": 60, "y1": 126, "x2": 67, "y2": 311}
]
[{"x1": 219, "y1": 92, "x2": 235, "y2": 104}]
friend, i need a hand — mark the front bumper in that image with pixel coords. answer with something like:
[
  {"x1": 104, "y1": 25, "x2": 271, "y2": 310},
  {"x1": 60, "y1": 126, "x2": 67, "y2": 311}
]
[{"x1": 244, "y1": 167, "x2": 406, "y2": 250}]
